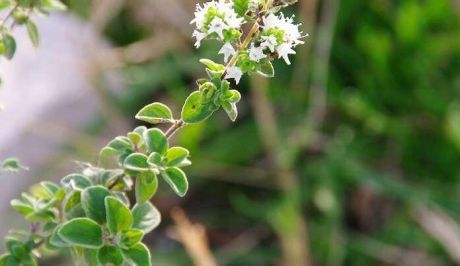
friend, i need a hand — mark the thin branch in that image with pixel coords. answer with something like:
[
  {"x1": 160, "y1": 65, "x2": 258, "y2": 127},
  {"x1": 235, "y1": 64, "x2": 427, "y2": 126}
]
[{"x1": 0, "y1": 3, "x2": 19, "y2": 28}]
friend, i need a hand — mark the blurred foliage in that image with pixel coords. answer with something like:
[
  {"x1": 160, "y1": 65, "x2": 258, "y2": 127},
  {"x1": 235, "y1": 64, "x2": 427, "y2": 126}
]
[{"x1": 32, "y1": 0, "x2": 460, "y2": 265}]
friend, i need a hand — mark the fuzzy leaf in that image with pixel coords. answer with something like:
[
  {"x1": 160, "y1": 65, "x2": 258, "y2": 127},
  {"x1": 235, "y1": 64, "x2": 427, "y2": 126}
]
[
  {"x1": 120, "y1": 229, "x2": 144, "y2": 249},
  {"x1": 121, "y1": 243, "x2": 151, "y2": 266},
  {"x1": 2, "y1": 34, "x2": 16, "y2": 60},
  {"x1": 165, "y1": 147, "x2": 190, "y2": 167},
  {"x1": 58, "y1": 218, "x2": 103, "y2": 249},
  {"x1": 135, "y1": 103, "x2": 174, "y2": 124},
  {"x1": 132, "y1": 202, "x2": 161, "y2": 234},
  {"x1": 81, "y1": 186, "x2": 112, "y2": 223},
  {"x1": 161, "y1": 167, "x2": 188, "y2": 197},
  {"x1": 233, "y1": 0, "x2": 250, "y2": 17},
  {"x1": 257, "y1": 61, "x2": 275, "y2": 78},
  {"x1": 135, "y1": 171, "x2": 158, "y2": 204},
  {"x1": 143, "y1": 129, "x2": 168, "y2": 155},
  {"x1": 61, "y1": 174, "x2": 92, "y2": 190},
  {"x1": 124, "y1": 153, "x2": 150, "y2": 172},
  {"x1": 105, "y1": 196, "x2": 133, "y2": 234},
  {"x1": 1, "y1": 158, "x2": 28, "y2": 172},
  {"x1": 26, "y1": 20, "x2": 39, "y2": 47},
  {"x1": 98, "y1": 245, "x2": 123, "y2": 266},
  {"x1": 181, "y1": 91, "x2": 216, "y2": 124}
]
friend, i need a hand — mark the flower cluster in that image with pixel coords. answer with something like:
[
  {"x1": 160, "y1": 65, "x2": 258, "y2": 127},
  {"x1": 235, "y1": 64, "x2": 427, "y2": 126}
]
[
  {"x1": 191, "y1": 0, "x2": 306, "y2": 85},
  {"x1": 259, "y1": 13, "x2": 305, "y2": 65},
  {"x1": 191, "y1": 0, "x2": 245, "y2": 48}
]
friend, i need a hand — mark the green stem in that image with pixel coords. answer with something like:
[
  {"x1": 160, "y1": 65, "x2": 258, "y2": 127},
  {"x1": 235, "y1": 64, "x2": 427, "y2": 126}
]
[{"x1": 0, "y1": 3, "x2": 19, "y2": 29}]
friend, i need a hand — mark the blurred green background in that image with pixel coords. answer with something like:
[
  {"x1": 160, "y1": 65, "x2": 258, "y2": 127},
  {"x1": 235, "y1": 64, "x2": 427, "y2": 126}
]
[{"x1": 4, "y1": 0, "x2": 460, "y2": 265}]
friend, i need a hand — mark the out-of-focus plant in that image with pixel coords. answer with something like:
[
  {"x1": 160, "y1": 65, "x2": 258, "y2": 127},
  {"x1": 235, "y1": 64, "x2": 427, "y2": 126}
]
[
  {"x1": 0, "y1": 0, "x2": 66, "y2": 172},
  {"x1": 0, "y1": 0, "x2": 306, "y2": 265}
]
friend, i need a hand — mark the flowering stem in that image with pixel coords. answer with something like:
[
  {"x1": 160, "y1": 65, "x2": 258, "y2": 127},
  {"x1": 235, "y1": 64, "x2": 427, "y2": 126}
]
[{"x1": 223, "y1": 21, "x2": 261, "y2": 79}]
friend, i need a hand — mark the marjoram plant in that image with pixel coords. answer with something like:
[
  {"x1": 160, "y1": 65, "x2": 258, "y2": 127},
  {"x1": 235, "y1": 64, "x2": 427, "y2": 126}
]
[{"x1": 0, "y1": 0, "x2": 306, "y2": 265}]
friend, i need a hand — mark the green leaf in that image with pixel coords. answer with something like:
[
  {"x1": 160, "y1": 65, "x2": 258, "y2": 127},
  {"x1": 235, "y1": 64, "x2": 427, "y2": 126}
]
[
  {"x1": 105, "y1": 196, "x2": 133, "y2": 234},
  {"x1": 100, "y1": 136, "x2": 133, "y2": 157},
  {"x1": 121, "y1": 243, "x2": 151, "y2": 266},
  {"x1": 98, "y1": 245, "x2": 123, "y2": 266},
  {"x1": 61, "y1": 174, "x2": 92, "y2": 190},
  {"x1": 63, "y1": 191, "x2": 85, "y2": 219},
  {"x1": 2, "y1": 34, "x2": 16, "y2": 60},
  {"x1": 10, "y1": 200, "x2": 34, "y2": 216},
  {"x1": 26, "y1": 209, "x2": 58, "y2": 222},
  {"x1": 135, "y1": 171, "x2": 158, "y2": 203},
  {"x1": 227, "y1": 90, "x2": 242, "y2": 103},
  {"x1": 49, "y1": 224, "x2": 71, "y2": 248},
  {"x1": 0, "y1": 0, "x2": 11, "y2": 10},
  {"x1": 1, "y1": 158, "x2": 28, "y2": 172},
  {"x1": 0, "y1": 254, "x2": 19, "y2": 266},
  {"x1": 5, "y1": 238, "x2": 26, "y2": 258},
  {"x1": 222, "y1": 102, "x2": 238, "y2": 122},
  {"x1": 81, "y1": 186, "x2": 112, "y2": 223},
  {"x1": 233, "y1": 0, "x2": 250, "y2": 17},
  {"x1": 164, "y1": 147, "x2": 190, "y2": 167},
  {"x1": 199, "y1": 59, "x2": 225, "y2": 71},
  {"x1": 26, "y1": 20, "x2": 39, "y2": 47},
  {"x1": 181, "y1": 91, "x2": 216, "y2": 124},
  {"x1": 84, "y1": 249, "x2": 99, "y2": 266},
  {"x1": 146, "y1": 152, "x2": 162, "y2": 167},
  {"x1": 123, "y1": 153, "x2": 150, "y2": 172},
  {"x1": 41, "y1": 0, "x2": 67, "y2": 10},
  {"x1": 120, "y1": 229, "x2": 144, "y2": 249},
  {"x1": 161, "y1": 167, "x2": 188, "y2": 197},
  {"x1": 143, "y1": 128, "x2": 168, "y2": 155},
  {"x1": 135, "y1": 103, "x2": 174, "y2": 124},
  {"x1": 132, "y1": 202, "x2": 161, "y2": 234},
  {"x1": 257, "y1": 60, "x2": 275, "y2": 78},
  {"x1": 58, "y1": 218, "x2": 103, "y2": 249},
  {"x1": 40, "y1": 182, "x2": 60, "y2": 195}
]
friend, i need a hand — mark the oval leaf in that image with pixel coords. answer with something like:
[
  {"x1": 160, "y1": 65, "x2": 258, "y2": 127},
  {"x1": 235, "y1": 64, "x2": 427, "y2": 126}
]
[
  {"x1": 58, "y1": 218, "x2": 103, "y2": 249},
  {"x1": 120, "y1": 229, "x2": 144, "y2": 249},
  {"x1": 123, "y1": 153, "x2": 149, "y2": 172},
  {"x1": 161, "y1": 167, "x2": 188, "y2": 197},
  {"x1": 105, "y1": 196, "x2": 133, "y2": 234},
  {"x1": 26, "y1": 20, "x2": 39, "y2": 47},
  {"x1": 135, "y1": 171, "x2": 158, "y2": 204},
  {"x1": 132, "y1": 202, "x2": 161, "y2": 234},
  {"x1": 181, "y1": 91, "x2": 216, "y2": 124},
  {"x1": 143, "y1": 129, "x2": 168, "y2": 155},
  {"x1": 81, "y1": 186, "x2": 112, "y2": 224},
  {"x1": 98, "y1": 245, "x2": 123, "y2": 266},
  {"x1": 121, "y1": 243, "x2": 151, "y2": 266},
  {"x1": 164, "y1": 147, "x2": 190, "y2": 167},
  {"x1": 135, "y1": 103, "x2": 173, "y2": 124}
]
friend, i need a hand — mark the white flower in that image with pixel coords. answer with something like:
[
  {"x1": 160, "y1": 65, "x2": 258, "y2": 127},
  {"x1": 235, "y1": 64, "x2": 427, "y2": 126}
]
[
  {"x1": 225, "y1": 16, "x2": 244, "y2": 29},
  {"x1": 193, "y1": 30, "x2": 206, "y2": 48},
  {"x1": 262, "y1": 12, "x2": 305, "y2": 48},
  {"x1": 219, "y1": 42, "x2": 236, "y2": 63},
  {"x1": 249, "y1": 44, "x2": 267, "y2": 62},
  {"x1": 261, "y1": 35, "x2": 277, "y2": 52},
  {"x1": 191, "y1": 0, "x2": 245, "y2": 46},
  {"x1": 225, "y1": 66, "x2": 243, "y2": 84},
  {"x1": 277, "y1": 43, "x2": 296, "y2": 65},
  {"x1": 208, "y1": 17, "x2": 227, "y2": 40}
]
